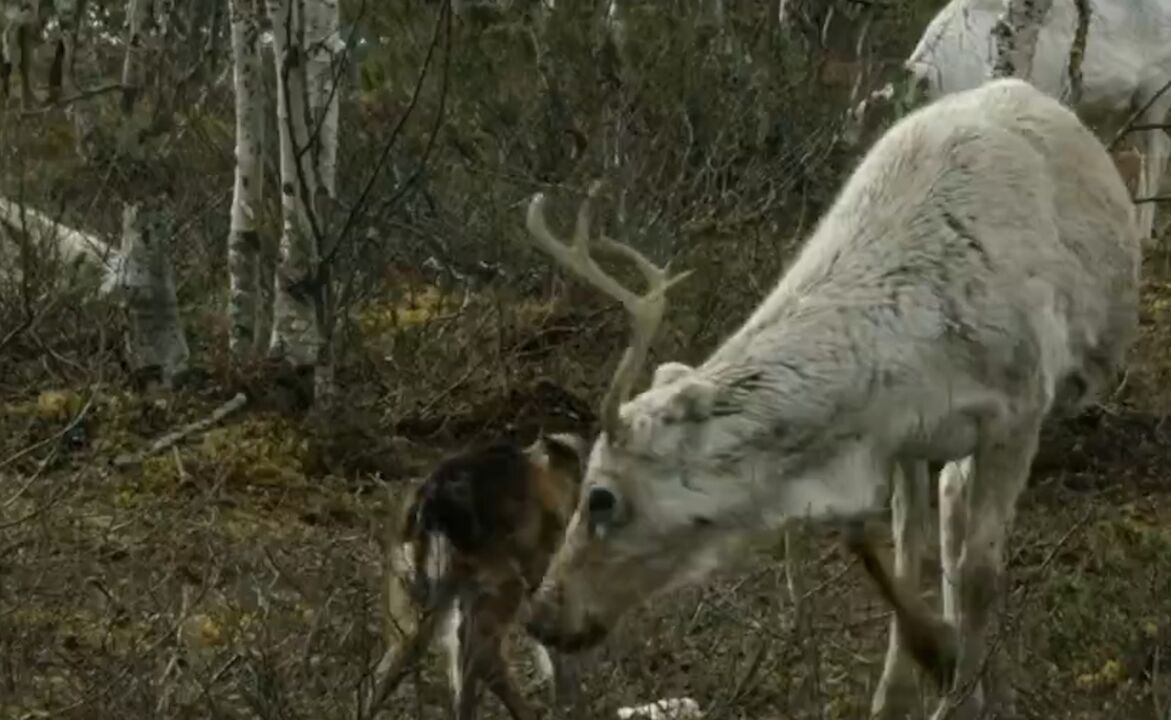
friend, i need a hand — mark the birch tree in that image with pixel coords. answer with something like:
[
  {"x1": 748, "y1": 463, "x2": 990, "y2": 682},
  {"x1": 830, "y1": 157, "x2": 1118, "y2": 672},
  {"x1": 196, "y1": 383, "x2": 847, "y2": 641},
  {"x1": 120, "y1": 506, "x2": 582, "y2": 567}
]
[
  {"x1": 45, "y1": 0, "x2": 77, "y2": 102},
  {"x1": 991, "y1": 0, "x2": 1054, "y2": 79},
  {"x1": 301, "y1": 0, "x2": 340, "y2": 399},
  {"x1": 1, "y1": 0, "x2": 39, "y2": 108},
  {"x1": 305, "y1": 0, "x2": 339, "y2": 203},
  {"x1": 117, "y1": 0, "x2": 152, "y2": 156},
  {"x1": 601, "y1": 0, "x2": 629, "y2": 231},
  {"x1": 50, "y1": 0, "x2": 99, "y2": 159},
  {"x1": 265, "y1": 0, "x2": 326, "y2": 389},
  {"x1": 227, "y1": 0, "x2": 265, "y2": 359},
  {"x1": 119, "y1": 201, "x2": 190, "y2": 388}
]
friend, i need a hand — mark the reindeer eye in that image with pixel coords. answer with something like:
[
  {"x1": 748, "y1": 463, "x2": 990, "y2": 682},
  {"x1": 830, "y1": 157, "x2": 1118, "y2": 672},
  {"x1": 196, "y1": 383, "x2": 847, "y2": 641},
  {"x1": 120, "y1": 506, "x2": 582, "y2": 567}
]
[{"x1": 586, "y1": 486, "x2": 618, "y2": 531}]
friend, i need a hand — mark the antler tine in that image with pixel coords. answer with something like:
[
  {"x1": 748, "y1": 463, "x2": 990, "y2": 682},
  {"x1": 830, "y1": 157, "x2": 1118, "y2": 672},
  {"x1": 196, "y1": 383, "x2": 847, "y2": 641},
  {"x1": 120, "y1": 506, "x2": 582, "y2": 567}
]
[
  {"x1": 523, "y1": 183, "x2": 692, "y2": 443},
  {"x1": 525, "y1": 188, "x2": 641, "y2": 311},
  {"x1": 592, "y1": 235, "x2": 695, "y2": 300},
  {"x1": 571, "y1": 180, "x2": 606, "y2": 253}
]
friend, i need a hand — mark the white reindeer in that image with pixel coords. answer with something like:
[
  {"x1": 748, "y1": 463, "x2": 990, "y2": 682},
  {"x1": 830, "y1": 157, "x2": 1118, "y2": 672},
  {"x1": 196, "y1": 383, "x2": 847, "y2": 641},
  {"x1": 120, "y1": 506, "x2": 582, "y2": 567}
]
[
  {"x1": 845, "y1": 0, "x2": 1171, "y2": 248},
  {"x1": 520, "y1": 78, "x2": 1140, "y2": 720}
]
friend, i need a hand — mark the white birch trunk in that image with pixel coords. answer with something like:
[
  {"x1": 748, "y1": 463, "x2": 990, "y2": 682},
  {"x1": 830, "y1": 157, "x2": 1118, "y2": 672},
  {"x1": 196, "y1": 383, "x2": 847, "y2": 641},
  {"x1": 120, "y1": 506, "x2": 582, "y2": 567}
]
[
  {"x1": 265, "y1": 0, "x2": 322, "y2": 369},
  {"x1": 991, "y1": 0, "x2": 1054, "y2": 79},
  {"x1": 228, "y1": 0, "x2": 265, "y2": 359},
  {"x1": 304, "y1": 0, "x2": 339, "y2": 201},
  {"x1": 154, "y1": 0, "x2": 174, "y2": 38},
  {"x1": 46, "y1": 0, "x2": 74, "y2": 102},
  {"x1": 603, "y1": 0, "x2": 629, "y2": 232},
  {"x1": 602, "y1": 0, "x2": 625, "y2": 171},
  {"x1": 52, "y1": 0, "x2": 97, "y2": 160},
  {"x1": 119, "y1": 202, "x2": 189, "y2": 387},
  {"x1": 303, "y1": 0, "x2": 340, "y2": 403},
  {"x1": 2, "y1": 0, "x2": 40, "y2": 108},
  {"x1": 118, "y1": 0, "x2": 151, "y2": 156}
]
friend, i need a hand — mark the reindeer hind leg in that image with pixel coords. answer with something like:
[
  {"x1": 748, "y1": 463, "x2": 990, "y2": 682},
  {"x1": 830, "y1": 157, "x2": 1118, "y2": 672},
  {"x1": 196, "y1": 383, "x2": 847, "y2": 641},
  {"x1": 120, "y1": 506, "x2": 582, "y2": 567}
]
[{"x1": 869, "y1": 458, "x2": 932, "y2": 719}]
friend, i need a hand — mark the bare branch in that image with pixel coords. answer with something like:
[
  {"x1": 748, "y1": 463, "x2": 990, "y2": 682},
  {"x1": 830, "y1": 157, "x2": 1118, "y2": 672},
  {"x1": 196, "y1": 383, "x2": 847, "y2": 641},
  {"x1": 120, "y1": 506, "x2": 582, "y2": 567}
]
[
  {"x1": 1109, "y1": 77, "x2": 1171, "y2": 150},
  {"x1": 15, "y1": 82, "x2": 127, "y2": 117},
  {"x1": 112, "y1": 393, "x2": 248, "y2": 468}
]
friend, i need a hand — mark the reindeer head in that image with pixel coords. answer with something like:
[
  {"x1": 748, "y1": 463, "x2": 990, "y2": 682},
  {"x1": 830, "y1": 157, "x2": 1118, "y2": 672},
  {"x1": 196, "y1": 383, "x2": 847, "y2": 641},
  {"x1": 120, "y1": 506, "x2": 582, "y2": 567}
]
[{"x1": 519, "y1": 183, "x2": 751, "y2": 651}]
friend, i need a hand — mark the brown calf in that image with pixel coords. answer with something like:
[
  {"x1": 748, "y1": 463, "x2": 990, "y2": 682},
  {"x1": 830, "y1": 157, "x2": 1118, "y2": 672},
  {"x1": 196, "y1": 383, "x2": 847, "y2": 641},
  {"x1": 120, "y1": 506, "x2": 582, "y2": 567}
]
[{"x1": 370, "y1": 432, "x2": 587, "y2": 720}]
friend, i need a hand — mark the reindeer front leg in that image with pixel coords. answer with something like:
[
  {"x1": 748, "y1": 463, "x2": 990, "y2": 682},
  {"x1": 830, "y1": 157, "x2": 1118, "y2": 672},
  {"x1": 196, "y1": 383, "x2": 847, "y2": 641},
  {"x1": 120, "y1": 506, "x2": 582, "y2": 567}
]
[
  {"x1": 933, "y1": 417, "x2": 1039, "y2": 720},
  {"x1": 870, "y1": 458, "x2": 931, "y2": 720}
]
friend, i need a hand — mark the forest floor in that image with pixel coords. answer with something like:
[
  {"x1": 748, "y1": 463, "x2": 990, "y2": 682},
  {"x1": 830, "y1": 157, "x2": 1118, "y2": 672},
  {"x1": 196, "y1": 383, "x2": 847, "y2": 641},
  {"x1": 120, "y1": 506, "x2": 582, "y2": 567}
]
[{"x1": 3, "y1": 252, "x2": 1171, "y2": 720}]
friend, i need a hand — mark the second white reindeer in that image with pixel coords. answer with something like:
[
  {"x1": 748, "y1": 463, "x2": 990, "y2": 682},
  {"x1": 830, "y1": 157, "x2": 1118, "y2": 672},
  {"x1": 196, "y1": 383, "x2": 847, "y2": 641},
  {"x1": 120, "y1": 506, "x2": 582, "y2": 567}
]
[
  {"x1": 845, "y1": 0, "x2": 1171, "y2": 247},
  {"x1": 520, "y1": 78, "x2": 1140, "y2": 720}
]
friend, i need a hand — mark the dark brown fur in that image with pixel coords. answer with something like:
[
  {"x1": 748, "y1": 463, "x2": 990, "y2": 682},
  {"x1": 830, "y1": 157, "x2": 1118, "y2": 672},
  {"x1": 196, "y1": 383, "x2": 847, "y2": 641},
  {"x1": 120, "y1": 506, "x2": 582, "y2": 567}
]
[
  {"x1": 843, "y1": 521, "x2": 958, "y2": 691},
  {"x1": 372, "y1": 434, "x2": 585, "y2": 720}
]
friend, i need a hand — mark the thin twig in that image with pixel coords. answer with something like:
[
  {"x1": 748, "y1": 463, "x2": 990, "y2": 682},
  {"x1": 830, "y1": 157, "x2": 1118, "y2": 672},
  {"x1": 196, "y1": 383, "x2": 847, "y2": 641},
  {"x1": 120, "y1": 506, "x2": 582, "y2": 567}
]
[
  {"x1": 1109, "y1": 77, "x2": 1171, "y2": 150},
  {"x1": 15, "y1": 82, "x2": 127, "y2": 117}
]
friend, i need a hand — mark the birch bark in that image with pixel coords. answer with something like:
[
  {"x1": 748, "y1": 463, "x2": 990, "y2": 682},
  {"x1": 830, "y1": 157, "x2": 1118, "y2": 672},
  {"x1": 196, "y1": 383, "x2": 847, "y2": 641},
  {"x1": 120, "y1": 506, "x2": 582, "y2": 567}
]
[
  {"x1": 228, "y1": 0, "x2": 265, "y2": 358},
  {"x1": 119, "y1": 202, "x2": 190, "y2": 388},
  {"x1": 304, "y1": 0, "x2": 339, "y2": 201},
  {"x1": 302, "y1": 0, "x2": 340, "y2": 402},
  {"x1": 265, "y1": 0, "x2": 322, "y2": 370},
  {"x1": 118, "y1": 0, "x2": 152, "y2": 156},
  {"x1": 991, "y1": 0, "x2": 1054, "y2": 79},
  {"x1": 1, "y1": 0, "x2": 40, "y2": 108}
]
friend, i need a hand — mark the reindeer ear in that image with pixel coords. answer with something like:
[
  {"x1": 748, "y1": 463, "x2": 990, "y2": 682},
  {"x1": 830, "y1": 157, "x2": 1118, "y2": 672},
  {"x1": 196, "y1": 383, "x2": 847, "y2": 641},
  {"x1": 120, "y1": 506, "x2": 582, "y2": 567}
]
[
  {"x1": 672, "y1": 377, "x2": 719, "y2": 421},
  {"x1": 544, "y1": 432, "x2": 587, "y2": 482},
  {"x1": 652, "y1": 361, "x2": 693, "y2": 388}
]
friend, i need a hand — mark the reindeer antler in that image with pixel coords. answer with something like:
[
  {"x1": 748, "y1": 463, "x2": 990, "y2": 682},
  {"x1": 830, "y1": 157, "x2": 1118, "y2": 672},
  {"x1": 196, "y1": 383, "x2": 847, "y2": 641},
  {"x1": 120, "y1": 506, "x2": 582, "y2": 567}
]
[{"x1": 524, "y1": 181, "x2": 692, "y2": 442}]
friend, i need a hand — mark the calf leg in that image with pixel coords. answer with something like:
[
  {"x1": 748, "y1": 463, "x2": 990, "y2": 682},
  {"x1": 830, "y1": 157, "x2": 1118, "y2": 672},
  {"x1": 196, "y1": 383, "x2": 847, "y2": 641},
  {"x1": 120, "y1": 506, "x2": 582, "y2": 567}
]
[
  {"x1": 870, "y1": 459, "x2": 931, "y2": 719},
  {"x1": 457, "y1": 578, "x2": 538, "y2": 720},
  {"x1": 932, "y1": 418, "x2": 1039, "y2": 720}
]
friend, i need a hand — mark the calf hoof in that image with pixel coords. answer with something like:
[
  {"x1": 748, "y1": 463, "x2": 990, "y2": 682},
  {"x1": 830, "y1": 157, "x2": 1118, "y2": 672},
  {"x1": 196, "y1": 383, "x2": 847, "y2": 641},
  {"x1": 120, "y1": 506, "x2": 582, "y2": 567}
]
[
  {"x1": 869, "y1": 672, "x2": 918, "y2": 719},
  {"x1": 929, "y1": 682, "x2": 984, "y2": 720}
]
